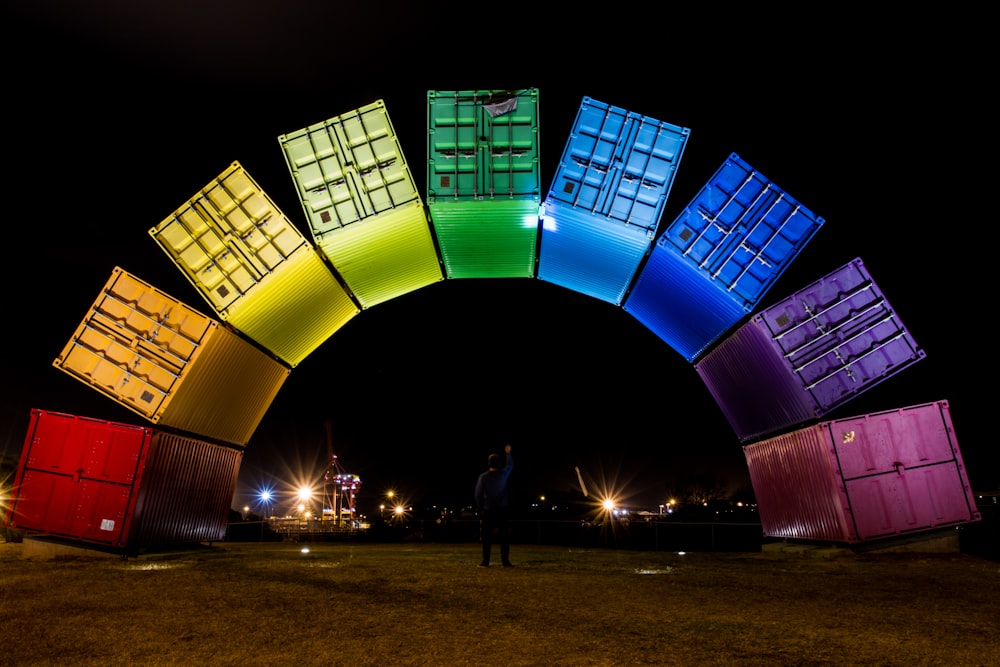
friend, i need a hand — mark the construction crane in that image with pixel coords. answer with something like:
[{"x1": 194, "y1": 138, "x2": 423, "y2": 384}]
[{"x1": 323, "y1": 419, "x2": 361, "y2": 529}]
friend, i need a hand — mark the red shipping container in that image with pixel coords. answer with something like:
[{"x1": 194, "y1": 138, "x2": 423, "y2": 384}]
[
  {"x1": 743, "y1": 400, "x2": 980, "y2": 544},
  {"x1": 3, "y1": 408, "x2": 242, "y2": 552}
]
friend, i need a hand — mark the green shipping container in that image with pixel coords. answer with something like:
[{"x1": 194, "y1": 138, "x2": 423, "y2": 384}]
[{"x1": 427, "y1": 89, "x2": 541, "y2": 278}]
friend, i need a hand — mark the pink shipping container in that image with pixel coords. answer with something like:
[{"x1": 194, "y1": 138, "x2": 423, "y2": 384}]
[
  {"x1": 2, "y1": 408, "x2": 242, "y2": 553},
  {"x1": 743, "y1": 400, "x2": 980, "y2": 544}
]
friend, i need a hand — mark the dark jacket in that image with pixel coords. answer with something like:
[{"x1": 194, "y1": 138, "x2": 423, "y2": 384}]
[{"x1": 475, "y1": 452, "x2": 513, "y2": 511}]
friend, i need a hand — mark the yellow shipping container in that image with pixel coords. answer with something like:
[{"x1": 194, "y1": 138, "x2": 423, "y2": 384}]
[
  {"x1": 53, "y1": 267, "x2": 290, "y2": 447},
  {"x1": 150, "y1": 162, "x2": 359, "y2": 367}
]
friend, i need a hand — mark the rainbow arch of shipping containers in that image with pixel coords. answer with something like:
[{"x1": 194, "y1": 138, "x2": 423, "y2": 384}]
[{"x1": 3, "y1": 89, "x2": 979, "y2": 552}]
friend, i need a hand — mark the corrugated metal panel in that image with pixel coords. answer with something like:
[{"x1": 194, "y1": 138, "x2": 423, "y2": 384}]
[
  {"x1": 623, "y1": 245, "x2": 748, "y2": 361},
  {"x1": 538, "y1": 97, "x2": 689, "y2": 305},
  {"x1": 744, "y1": 425, "x2": 853, "y2": 542},
  {"x1": 223, "y1": 246, "x2": 359, "y2": 366},
  {"x1": 695, "y1": 317, "x2": 818, "y2": 441},
  {"x1": 53, "y1": 267, "x2": 290, "y2": 446},
  {"x1": 130, "y1": 431, "x2": 242, "y2": 546},
  {"x1": 694, "y1": 258, "x2": 926, "y2": 441},
  {"x1": 279, "y1": 100, "x2": 443, "y2": 308},
  {"x1": 313, "y1": 203, "x2": 443, "y2": 308},
  {"x1": 428, "y1": 199, "x2": 540, "y2": 278},
  {"x1": 149, "y1": 161, "x2": 359, "y2": 367},
  {"x1": 745, "y1": 401, "x2": 981, "y2": 544},
  {"x1": 6, "y1": 409, "x2": 242, "y2": 550},
  {"x1": 537, "y1": 204, "x2": 657, "y2": 305},
  {"x1": 157, "y1": 319, "x2": 289, "y2": 446},
  {"x1": 655, "y1": 152, "x2": 825, "y2": 311},
  {"x1": 427, "y1": 89, "x2": 541, "y2": 200}
]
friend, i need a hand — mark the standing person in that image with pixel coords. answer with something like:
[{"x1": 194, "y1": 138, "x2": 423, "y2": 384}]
[{"x1": 475, "y1": 444, "x2": 514, "y2": 568}]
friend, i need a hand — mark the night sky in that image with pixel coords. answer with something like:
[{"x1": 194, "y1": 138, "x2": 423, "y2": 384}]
[{"x1": 3, "y1": 3, "x2": 992, "y2": 516}]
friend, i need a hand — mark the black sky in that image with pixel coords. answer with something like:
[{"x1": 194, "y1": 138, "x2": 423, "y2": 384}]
[{"x1": 2, "y1": 3, "x2": 993, "y2": 514}]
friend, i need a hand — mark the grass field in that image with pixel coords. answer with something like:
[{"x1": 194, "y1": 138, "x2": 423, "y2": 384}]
[{"x1": 2, "y1": 538, "x2": 998, "y2": 666}]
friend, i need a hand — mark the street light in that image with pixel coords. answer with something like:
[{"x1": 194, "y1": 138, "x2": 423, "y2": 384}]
[
  {"x1": 258, "y1": 488, "x2": 274, "y2": 542},
  {"x1": 258, "y1": 489, "x2": 273, "y2": 519}
]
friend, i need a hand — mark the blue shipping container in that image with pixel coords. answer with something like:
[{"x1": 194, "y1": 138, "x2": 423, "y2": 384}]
[
  {"x1": 623, "y1": 153, "x2": 825, "y2": 361},
  {"x1": 537, "y1": 97, "x2": 689, "y2": 305}
]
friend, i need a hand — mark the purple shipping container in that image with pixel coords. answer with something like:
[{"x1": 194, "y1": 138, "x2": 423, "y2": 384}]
[
  {"x1": 695, "y1": 258, "x2": 925, "y2": 442},
  {"x1": 743, "y1": 400, "x2": 980, "y2": 544},
  {"x1": 3, "y1": 408, "x2": 242, "y2": 552}
]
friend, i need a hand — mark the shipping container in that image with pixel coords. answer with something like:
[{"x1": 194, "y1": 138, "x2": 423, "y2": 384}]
[
  {"x1": 426, "y1": 89, "x2": 541, "y2": 278},
  {"x1": 150, "y1": 161, "x2": 360, "y2": 367},
  {"x1": 278, "y1": 100, "x2": 443, "y2": 308},
  {"x1": 53, "y1": 267, "x2": 290, "y2": 447},
  {"x1": 538, "y1": 97, "x2": 689, "y2": 305},
  {"x1": 3, "y1": 409, "x2": 242, "y2": 551},
  {"x1": 743, "y1": 401, "x2": 980, "y2": 544},
  {"x1": 623, "y1": 153, "x2": 825, "y2": 361},
  {"x1": 695, "y1": 258, "x2": 925, "y2": 442}
]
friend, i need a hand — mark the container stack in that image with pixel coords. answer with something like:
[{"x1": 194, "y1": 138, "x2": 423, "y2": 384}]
[{"x1": 2, "y1": 88, "x2": 981, "y2": 554}]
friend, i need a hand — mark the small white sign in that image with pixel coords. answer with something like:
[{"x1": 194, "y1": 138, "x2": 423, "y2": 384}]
[{"x1": 100, "y1": 519, "x2": 116, "y2": 532}]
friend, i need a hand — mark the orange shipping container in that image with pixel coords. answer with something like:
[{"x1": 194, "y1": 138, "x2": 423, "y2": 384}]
[{"x1": 53, "y1": 267, "x2": 290, "y2": 446}]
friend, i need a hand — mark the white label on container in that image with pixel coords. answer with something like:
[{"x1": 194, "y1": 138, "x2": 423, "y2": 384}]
[{"x1": 100, "y1": 519, "x2": 116, "y2": 532}]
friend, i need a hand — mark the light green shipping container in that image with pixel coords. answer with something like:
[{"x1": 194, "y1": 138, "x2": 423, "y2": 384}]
[
  {"x1": 427, "y1": 89, "x2": 541, "y2": 278},
  {"x1": 279, "y1": 101, "x2": 443, "y2": 308},
  {"x1": 150, "y1": 162, "x2": 360, "y2": 367}
]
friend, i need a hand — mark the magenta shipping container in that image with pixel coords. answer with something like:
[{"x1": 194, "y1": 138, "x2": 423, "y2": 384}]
[
  {"x1": 3, "y1": 408, "x2": 242, "y2": 553},
  {"x1": 695, "y1": 258, "x2": 925, "y2": 442},
  {"x1": 743, "y1": 400, "x2": 980, "y2": 544}
]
